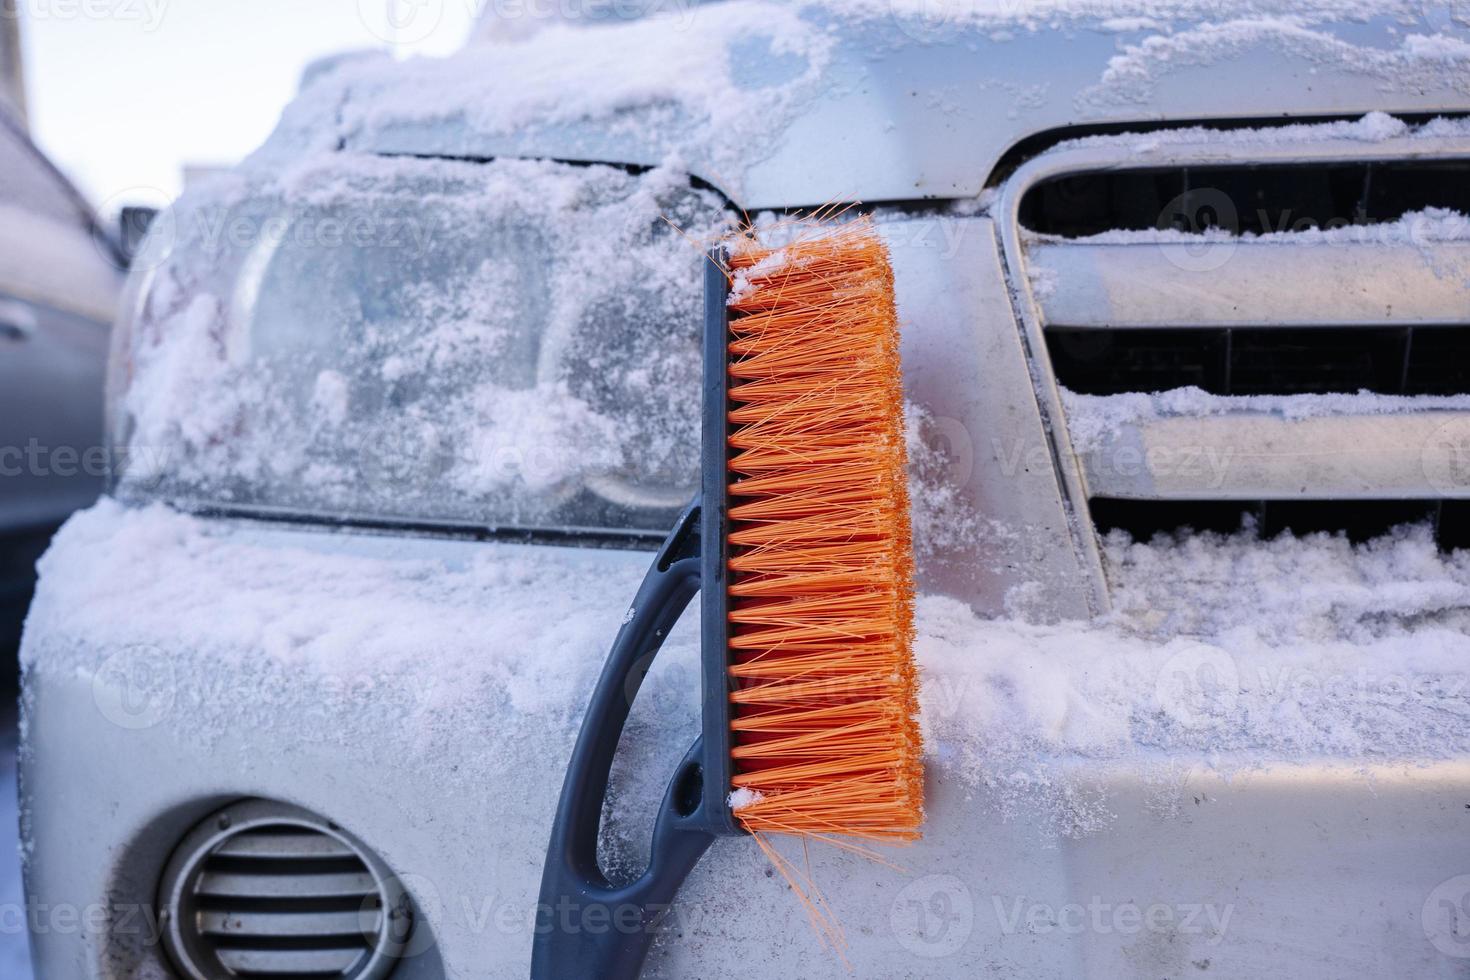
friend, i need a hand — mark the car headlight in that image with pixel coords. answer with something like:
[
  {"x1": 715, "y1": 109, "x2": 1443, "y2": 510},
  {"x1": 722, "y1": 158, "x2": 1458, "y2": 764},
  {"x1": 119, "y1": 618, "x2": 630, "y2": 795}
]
[{"x1": 108, "y1": 156, "x2": 730, "y2": 535}]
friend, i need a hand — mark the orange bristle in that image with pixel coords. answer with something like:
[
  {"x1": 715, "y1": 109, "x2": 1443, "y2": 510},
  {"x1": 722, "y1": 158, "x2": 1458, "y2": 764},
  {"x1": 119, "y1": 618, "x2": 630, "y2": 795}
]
[{"x1": 721, "y1": 217, "x2": 922, "y2": 848}]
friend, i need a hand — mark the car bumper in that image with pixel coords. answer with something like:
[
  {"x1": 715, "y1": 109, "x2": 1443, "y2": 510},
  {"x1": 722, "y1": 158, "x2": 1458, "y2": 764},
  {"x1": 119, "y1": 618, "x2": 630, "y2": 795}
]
[{"x1": 18, "y1": 504, "x2": 1470, "y2": 978}]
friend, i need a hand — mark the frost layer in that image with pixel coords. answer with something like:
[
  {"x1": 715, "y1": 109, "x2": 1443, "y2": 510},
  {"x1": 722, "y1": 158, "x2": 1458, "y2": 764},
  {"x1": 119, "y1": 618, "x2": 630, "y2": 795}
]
[
  {"x1": 26, "y1": 501, "x2": 1470, "y2": 839},
  {"x1": 116, "y1": 157, "x2": 729, "y2": 532}
]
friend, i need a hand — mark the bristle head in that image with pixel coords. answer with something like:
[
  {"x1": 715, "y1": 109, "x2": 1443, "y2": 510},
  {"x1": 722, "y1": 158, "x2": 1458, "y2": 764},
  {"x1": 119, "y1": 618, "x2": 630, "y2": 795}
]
[{"x1": 721, "y1": 217, "x2": 922, "y2": 845}]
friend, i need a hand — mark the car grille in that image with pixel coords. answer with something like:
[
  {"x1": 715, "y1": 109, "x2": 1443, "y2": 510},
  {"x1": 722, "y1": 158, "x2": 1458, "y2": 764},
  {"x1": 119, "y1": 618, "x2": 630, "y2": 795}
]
[
  {"x1": 159, "y1": 800, "x2": 410, "y2": 980},
  {"x1": 1000, "y1": 123, "x2": 1470, "y2": 561}
]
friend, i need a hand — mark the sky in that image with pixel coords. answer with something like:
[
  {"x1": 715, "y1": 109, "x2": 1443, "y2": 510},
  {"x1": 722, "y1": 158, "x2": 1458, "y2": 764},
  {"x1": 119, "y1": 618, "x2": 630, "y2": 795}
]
[{"x1": 17, "y1": 0, "x2": 482, "y2": 215}]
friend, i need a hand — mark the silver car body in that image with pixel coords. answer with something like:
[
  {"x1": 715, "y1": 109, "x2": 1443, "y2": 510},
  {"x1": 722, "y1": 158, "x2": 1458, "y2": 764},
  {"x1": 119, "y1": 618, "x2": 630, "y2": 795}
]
[{"x1": 20, "y1": 3, "x2": 1470, "y2": 978}]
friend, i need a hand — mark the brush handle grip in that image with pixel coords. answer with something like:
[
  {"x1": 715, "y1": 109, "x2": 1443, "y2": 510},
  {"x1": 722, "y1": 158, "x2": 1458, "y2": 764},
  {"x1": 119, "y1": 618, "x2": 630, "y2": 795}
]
[{"x1": 532, "y1": 501, "x2": 717, "y2": 980}]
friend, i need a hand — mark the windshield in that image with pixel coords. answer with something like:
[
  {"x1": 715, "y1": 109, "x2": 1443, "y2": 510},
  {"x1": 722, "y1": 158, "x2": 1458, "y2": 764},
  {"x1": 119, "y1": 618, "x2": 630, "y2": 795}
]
[{"x1": 110, "y1": 155, "x2": 731, "y2": 535}]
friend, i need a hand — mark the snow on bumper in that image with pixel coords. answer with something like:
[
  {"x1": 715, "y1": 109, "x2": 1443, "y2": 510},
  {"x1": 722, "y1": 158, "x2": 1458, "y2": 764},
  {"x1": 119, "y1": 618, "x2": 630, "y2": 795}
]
[{"x1": 17, "y1": 501, "x2": 1470, "y2": 977}]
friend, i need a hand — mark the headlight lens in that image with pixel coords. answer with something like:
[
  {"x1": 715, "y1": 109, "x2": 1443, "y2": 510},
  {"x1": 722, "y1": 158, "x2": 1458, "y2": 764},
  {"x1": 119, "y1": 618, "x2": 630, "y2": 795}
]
[{"x1": 109, "y1": 156, "x2": 729, "y2": 534}]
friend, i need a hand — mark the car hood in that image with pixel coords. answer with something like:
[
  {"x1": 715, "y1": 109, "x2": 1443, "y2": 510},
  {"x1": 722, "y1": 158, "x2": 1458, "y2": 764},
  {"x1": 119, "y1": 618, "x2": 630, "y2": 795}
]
[{"x1": 257, "y1": 0, "x2": 1470, "y2": 208}]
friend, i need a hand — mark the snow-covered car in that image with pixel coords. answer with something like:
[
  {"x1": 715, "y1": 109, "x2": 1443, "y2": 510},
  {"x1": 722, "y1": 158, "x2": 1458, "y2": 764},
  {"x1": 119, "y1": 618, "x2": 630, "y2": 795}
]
[
  {"x1": 18, "y1": 3, "x2": 1470, "y2": 978},
  {"x1": 0, "y1": 106, "x2": 120, "y2": 659}
]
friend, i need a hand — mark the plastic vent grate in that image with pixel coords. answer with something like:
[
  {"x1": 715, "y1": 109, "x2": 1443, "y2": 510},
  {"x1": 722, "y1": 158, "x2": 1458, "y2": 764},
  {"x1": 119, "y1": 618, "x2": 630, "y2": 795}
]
[{"x1": 159, "y1": 801, "x2": 411, "y2": 980}]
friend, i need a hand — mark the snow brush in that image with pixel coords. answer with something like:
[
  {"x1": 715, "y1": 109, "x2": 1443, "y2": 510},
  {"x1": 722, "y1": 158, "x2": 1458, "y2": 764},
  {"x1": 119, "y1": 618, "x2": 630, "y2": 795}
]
[{"x1": 532, "y1": 218, "x2": 921, "y2": 979}]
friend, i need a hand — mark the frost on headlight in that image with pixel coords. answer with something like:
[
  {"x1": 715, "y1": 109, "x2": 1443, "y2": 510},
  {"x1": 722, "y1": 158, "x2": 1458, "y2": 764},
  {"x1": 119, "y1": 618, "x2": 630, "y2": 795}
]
[{"x1": 109, "y1": 156, "x2": 731, "y2": 534}]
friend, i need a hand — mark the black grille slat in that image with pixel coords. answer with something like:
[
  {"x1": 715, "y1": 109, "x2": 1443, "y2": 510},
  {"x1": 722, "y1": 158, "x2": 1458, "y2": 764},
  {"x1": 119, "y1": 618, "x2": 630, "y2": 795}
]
[
  {"x1": 207, "y1": 933, "x2": 371, "y2": 952},
  {"x1": 1093, "y1": 498, "x2": 1446, "y2": 546},
  {"x1": 1091, "y1": 499, "x2": 1261, "y2": 538},
  {"x1": 1228, "y1": 328, "x2": 1408, "y2": 395},
  {"x1": 1406, "y1": 327, "x2": 1470, "y2": 395},
  {"x1": 1261, "y1": 500, "x2": 1439, "y2": 540},
  {"x1": 1021, "y1": 157, "x2": 1470, "y2": 238},
  {"x1": 1179, "y1": 163, "x2": 1367, "y2": 236},
  {"x1": 1366, "y1": 160, "x2": 1470, "y2": 228},
  {"x1": 1019, "y1": 170, "x2": 1180, "y2": 237},
  {"x1": 1050, "y1": 326, "x2": 1470, "y2": 397},
  {"x1": 1050, "y1": 329, "x2": 1227, "y2": 395},
  {"x1": 1442, "y1": 502, "x2": 1470, "y2": 550}
]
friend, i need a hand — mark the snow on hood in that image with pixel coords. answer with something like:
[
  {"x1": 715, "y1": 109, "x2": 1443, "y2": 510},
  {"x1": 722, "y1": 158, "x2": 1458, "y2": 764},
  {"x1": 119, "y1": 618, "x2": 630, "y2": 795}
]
[
  {"x1": 1049, "y1": 111, "x2": 1470, "y2": 158},
  {"x1": 240, "y1": 0, "x2": 1470, "y2": 208},
  {"x1": 255, "y1": 1, "x2": 838, "y2": 198},
  {"x1": 26, "y1": 499, "x2": 1470, "y2": 837}
]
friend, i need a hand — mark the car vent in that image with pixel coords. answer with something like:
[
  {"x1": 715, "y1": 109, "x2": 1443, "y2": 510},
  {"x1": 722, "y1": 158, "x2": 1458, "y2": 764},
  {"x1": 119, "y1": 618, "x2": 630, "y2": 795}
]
[
  {"x1": 158, "y1": 800, "x2": 411, "y2": 980},
  {"x1": 999, "y1": 127, "x2": 1470, "y2": 564}
]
